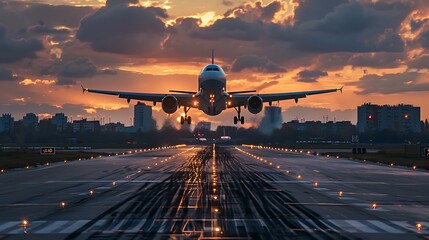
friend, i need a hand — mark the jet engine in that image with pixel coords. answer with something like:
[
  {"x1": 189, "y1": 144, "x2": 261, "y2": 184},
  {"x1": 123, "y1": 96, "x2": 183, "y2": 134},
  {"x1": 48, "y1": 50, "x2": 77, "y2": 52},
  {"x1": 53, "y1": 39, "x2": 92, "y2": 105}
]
[
  {"x1": 162, "y1": 95, "x2": 178, "y2": 114},
  {"x1": 247, "y1": 95, "x2": 263, "y2": 114}
]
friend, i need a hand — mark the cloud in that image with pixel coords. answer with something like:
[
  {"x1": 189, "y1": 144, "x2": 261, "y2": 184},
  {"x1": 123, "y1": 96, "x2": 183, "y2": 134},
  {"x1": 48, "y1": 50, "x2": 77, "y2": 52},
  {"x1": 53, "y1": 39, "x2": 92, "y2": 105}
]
[
  {"x1": 408, "y1": 55, "x2": 429, "y2": 69},
  {"x1": 0, "y1": 24, "x2": 44, "y2": 63},
  {"x1": 231, "y1": 55, "x2": 286, "y2": 73},
  {"x1": 353, "y1": 72, "x2": 429, "y2": 94},
  {"x1": 0, "y1": 67, "x2": 19, "y2": 81},
  {"x1": 296, "y1": 70, "x2": 328, "y2": 83},
  {"x1": 56, "y1": 77, "x2": 76, "y2": 86},
  {"x1": 19, "y1": 79, "x2": 56, "y2": 85},
  {"x1": 293, "y1": 0, "x2": 347, "y2": 24},
  {"x1": 41, "y1": 57, "x2": 115, "y2": 84},
  {"x1": 271, "y1": 1, "x2": 410, "y2": 53},
  {"x1": 59, "y1": 57, "x2": 97, "y2": 78},
  {"x1": 191, "y1": 18, "x2": 264, "y2": 41},
  {"x1": 106, "y1": 0, "x2": 139, "y2": 7},
  {"x1": 221, "y1": 0, "x2": 234, "y2": 7},
  {"x1": 27, "y1": 24, "x2": 71, "y2": 35},
  {"x1": 76, "y1": 3, "x2": 167, "y2": 55},
  {"x1": 254, "y1": 80, "x2": 279, "y2": 91},
  {"x1": 348, "y1": 53, "x2": 404, "y2": 68},
  {"x1": 224, "y1": 1, "x2": 284, "y2": 23}
]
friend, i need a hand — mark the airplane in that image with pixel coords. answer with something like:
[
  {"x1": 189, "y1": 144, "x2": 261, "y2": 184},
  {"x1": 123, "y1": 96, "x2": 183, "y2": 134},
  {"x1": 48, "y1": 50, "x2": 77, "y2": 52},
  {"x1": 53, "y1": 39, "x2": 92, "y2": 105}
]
[{"x1": 83, "y1": 50, "x2": 343, "y2": 125}]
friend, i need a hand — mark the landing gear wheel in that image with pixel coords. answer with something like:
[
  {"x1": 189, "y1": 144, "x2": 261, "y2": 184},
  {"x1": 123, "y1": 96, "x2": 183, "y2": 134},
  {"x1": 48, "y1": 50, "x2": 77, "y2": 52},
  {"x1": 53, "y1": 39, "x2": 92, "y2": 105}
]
[
  {"x1": 180, "y1": 116, "x2": 185, "y2": 125},
  {"x1": 187, "y1": 116, "x2": 192, "y2": 124},
  {"x1": 233, "y1": 106, "x2": 243, "y2": 124}
]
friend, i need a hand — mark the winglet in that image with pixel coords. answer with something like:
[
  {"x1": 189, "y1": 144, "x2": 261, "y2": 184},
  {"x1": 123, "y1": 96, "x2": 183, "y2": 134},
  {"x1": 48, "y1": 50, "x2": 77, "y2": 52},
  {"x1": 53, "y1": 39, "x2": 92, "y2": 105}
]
[
  {"x1": 81, "y1": 85, "x2": 88, "y2": 94},
  {"x1": 337, "y1": 86, "x2": 344, "y2": 93}
]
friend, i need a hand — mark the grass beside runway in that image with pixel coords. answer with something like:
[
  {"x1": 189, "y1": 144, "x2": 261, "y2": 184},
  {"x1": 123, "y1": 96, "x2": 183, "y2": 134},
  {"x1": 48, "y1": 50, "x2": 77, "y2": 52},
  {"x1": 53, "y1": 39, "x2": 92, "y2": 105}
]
[{"x1": 0, "y1": 151, "x2": 109, "y2": 170}]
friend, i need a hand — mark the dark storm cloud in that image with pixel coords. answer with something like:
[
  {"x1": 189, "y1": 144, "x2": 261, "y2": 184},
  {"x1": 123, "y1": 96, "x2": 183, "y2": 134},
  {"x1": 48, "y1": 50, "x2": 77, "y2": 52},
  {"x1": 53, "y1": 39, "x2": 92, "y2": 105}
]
[
  {"x1": 410, "y1": 18, "x2": 429, "y2": 32},
  {"x1": 191, "y1": 18, "x2": 264, "y2": 41},
  {"x1": 296, "y1": 70, "x2": 328, "y2": 83},
  {"x1": 293, "y1": 0, "x2": 347, "y2": 24},
  {"x1": 348, "y1": 53, "x2": 404, "y2": 68},
  {"x1": 0, "y1": 67, "x2": 18, "y2": 81},
  {"x1": 106, "y1": 0, "x2": 139, "y2": 7},
  {"x1": 56, "y1": 77, "x2": 76, "y2": 86},
  {"x1": 41, "y1": 57, "x2": 104, "y2": 79},
  {"x1": 224, "y1": 1, "x2": 283, "y2": 23},
  {"x1": 408, "y1": 55, "x2": 429, "y2": 69},
  {"x1": 270, "y1": 1, "x2": 410, "y2": 53},
  {"x1": 0, "y1": 23, "x2": 44, "y2": 63},
  {"x1": 27, "y1": 24, "x2": 71, "y2": 35},
  {"x1": 354, "y1": 72, "x2": 429, "y2": 94},
  {"x1": 0, "y1": 2, "x2": 95, "y2": 30},
  {"x1": 76, "y1": 3, "x2": 167, "y2": 55},
  {"x1": 59, "y1": 58, "x2": 97, "y2": 78},
  {"x1": 417, "y1": 30, "x2": 429, "y2": 49},
  {"x1": 231, "y1": 55, "x2": 286, "y2": 73}
]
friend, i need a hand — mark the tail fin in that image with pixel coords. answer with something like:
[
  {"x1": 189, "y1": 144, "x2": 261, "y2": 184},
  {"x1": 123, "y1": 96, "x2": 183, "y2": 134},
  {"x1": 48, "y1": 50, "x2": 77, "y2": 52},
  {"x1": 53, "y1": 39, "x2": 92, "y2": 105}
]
[{"x1": 211, "y1": 49, "x2": 214, "y2": 64}]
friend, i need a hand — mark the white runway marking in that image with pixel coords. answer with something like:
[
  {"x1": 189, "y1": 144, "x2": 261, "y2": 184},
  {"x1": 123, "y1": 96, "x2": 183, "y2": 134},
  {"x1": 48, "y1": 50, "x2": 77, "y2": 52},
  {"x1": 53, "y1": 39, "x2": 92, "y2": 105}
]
[{"x1": 0, "y1": 219, "x2": 425, "y2": 235}]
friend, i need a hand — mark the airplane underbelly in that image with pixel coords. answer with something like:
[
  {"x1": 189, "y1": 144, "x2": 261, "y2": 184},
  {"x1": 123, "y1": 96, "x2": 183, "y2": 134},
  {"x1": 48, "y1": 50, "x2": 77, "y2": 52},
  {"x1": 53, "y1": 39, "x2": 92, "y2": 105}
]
[{"x1": 199, "y1": 99, "x2": 225, "y2": 116}]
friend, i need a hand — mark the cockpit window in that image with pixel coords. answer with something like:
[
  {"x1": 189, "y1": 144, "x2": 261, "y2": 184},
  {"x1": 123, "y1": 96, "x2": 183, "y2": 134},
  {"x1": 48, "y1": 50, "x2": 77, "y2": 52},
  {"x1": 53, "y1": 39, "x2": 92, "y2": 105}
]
[
  {"x1": 205, "y1": 67, "x2": 219, "y2": 71},
  {"x1": 206, "y1": 68, "x2": 213, "y2": 71}
]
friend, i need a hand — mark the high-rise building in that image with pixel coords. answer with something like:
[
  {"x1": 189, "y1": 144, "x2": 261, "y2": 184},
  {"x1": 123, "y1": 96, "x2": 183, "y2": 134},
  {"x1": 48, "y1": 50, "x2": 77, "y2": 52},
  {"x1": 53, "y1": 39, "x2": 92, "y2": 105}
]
[
  {"x1": 0, "y1": 114, "x2": 14, "y2": 132},
  {"x1": 259, "y1": 106, "x2": 283, "y2": 135},
  {"x1": 52, "y1": 113, "x2": 68, "y2": 132},
  {"x1": 357, "y1": 103, "x2": 421, "y2": 133},
  {"x1": 134, "y1": 102, "x2": 155, "y2": 132},
  {"x1": 22, "y1": 113, "x2": 39, "y2": 130}
]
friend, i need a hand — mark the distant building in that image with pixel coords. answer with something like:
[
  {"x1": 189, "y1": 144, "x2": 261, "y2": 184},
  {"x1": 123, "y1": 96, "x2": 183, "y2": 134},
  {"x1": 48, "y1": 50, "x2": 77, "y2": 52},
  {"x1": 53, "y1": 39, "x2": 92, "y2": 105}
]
[
  {"x1": 22, "y1": 113, "x2": 39, "y2": 130},
  {"x1": 357, "y1": 103, "x2": 421, "y2": 133},
  {"x1": 0, "y1": 114, "x2": 14, "y2": 132},
  {"x1": 73, "y1": 119, "x2": 100, "y2": 132},
  {"x1": 195, "y1": 121, "x2": 211, "y2": 131},
  {"x1": 52, "y1": 113, "x2": 68, "y2": 132},
  {"x1": 134, "y1": 102, "x2": 155, "y2": 132},
  {"x1": 284, "y1": 120, "x2": 355, "y2": 137},
  {"x1": 102, "y1": 122, "x2": 125, "y2": 132},
  {"x1": 259, "y1": 106, "x2": 282, "y2": 135}
]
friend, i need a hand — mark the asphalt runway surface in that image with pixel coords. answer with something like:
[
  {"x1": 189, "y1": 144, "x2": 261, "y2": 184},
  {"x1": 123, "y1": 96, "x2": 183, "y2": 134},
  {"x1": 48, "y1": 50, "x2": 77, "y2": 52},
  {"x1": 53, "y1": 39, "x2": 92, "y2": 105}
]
[{"x1": 0, "y1": 145, "x2": 428, "y2": 239}]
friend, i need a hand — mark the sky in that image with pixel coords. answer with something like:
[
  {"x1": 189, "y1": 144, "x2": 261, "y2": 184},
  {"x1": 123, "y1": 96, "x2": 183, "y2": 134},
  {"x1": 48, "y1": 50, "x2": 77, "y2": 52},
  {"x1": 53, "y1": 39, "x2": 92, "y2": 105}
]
[{"x1": 1, "y1": 0, "x2": 429, "y2": 129}]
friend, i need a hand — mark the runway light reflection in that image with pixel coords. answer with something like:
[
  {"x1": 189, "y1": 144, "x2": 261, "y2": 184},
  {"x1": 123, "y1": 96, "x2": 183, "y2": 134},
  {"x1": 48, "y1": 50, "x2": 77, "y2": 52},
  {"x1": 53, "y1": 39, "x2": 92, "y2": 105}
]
[{"x1": 416, "y1": 223, "x2": 422, "y2": 232}]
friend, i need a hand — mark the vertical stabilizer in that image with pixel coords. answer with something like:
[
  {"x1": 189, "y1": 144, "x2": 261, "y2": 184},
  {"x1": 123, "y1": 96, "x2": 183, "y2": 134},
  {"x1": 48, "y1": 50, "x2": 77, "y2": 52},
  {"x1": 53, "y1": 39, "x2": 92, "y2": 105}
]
[{"x1": 211, "y1": 49, "x2": 214, "y2": 64}]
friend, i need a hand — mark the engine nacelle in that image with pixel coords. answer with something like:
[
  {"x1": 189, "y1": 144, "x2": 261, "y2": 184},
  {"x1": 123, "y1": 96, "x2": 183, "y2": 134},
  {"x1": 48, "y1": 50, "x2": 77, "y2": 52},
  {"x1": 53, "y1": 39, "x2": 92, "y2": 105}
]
[
  {"x1": 247, "y1": 95, "x2": 263, "y2": 114},
  {"x1": 162, "y1": 95, "x2": 178, "y2": 114}
]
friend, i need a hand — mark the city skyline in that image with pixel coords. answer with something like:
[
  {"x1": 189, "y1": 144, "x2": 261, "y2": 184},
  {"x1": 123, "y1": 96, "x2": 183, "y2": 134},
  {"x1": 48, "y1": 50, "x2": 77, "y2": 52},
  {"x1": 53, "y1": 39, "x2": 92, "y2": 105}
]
[{"x1": 1, "y1": 0, "x2": 429, "y2": 127}]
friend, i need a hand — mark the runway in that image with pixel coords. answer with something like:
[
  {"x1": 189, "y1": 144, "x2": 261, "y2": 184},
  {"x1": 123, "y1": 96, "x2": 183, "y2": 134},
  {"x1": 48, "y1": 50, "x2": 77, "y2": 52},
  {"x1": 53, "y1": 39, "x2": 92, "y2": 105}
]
[{"x1": 0, "y1": 145, "x2": 428, "y2": 239}]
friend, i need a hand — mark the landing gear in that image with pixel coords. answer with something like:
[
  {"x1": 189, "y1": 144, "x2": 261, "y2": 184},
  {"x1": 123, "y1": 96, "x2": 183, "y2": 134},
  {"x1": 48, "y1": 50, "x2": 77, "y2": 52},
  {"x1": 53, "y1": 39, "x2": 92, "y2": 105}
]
[
  {"x1": 180, "y1": 107, "x2": 192, "y2": 125},
  {"x1": 233, "y1": 106, "x2": 244, "y2": 124}
]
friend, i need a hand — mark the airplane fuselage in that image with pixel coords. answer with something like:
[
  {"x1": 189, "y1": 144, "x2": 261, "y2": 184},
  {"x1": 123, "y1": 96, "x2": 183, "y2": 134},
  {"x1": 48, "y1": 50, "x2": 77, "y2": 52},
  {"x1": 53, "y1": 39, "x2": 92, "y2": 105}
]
[{"x1": 197, "y1": 64, "x2": 227, "y2": 116}]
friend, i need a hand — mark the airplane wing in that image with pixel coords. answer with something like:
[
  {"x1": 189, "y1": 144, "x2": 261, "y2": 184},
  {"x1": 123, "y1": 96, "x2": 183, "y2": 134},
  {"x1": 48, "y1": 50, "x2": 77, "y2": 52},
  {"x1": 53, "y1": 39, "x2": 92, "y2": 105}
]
[
  {"x1": 229, "y1": 87, "x2": 342, "y2": 107},
  {"x1": 82, "y1": 87, "x2": 195, "y2": 107}
]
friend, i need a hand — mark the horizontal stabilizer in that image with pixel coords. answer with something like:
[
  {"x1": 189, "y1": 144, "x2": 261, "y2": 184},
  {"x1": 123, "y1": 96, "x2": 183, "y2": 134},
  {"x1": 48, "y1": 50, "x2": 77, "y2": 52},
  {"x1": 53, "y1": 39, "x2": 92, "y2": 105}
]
[{"x1": 229, "y1": 90, "x2": 257, "y2": 94}]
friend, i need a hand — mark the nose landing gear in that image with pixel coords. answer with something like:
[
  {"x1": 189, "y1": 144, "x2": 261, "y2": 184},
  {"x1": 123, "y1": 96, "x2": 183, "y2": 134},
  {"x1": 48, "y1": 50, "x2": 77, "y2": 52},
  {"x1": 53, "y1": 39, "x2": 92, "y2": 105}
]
[{"x1": 233, "y1": 106, "x2": 244, "y2": 124}]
